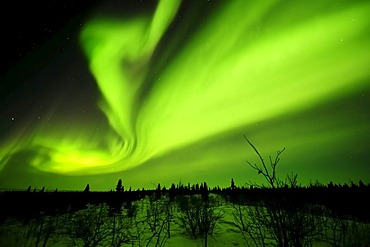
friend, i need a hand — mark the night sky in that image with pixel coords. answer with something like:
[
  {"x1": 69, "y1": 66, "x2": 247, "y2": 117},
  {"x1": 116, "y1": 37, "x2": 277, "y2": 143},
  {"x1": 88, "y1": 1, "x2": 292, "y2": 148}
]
[{"x1": 1, "y1": 0, "x2": 370, "y2": 191}]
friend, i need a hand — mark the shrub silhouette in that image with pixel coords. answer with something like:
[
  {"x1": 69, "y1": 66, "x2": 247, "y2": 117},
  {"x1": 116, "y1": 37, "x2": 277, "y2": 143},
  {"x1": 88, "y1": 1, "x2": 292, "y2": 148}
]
[
  {"x1": 143, "y1": 194, "x2": 173, "y2": 247},
  {"x1": 176, "y1": 194, "x2": 224, "y2": 247},
  {"x1": 237, "y1": 136, "x2": 325, "y2": 247},
  {"x1": 65, "y1": 203, "x2": 110, "y2": 247},
  {"x1": 109, "y1": 202, "x2": 139, "y2": 247}
]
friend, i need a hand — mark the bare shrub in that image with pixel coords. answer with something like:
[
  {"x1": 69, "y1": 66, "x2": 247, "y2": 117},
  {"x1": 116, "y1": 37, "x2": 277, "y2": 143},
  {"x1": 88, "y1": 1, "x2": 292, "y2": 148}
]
[
  {"x1": 64, "y1": 203, "x2": 110, "y2": 247},
  {"x1": 0, "y1": 211, "x2": 67, "y2": 247},
  {"x1": 109, "y1": 201, "x2": 139, "y2": 247},
  {"x1": 144, "y1": 194, "x2": 173, "y2": 247},
  {"x1": 324, "y1": 214, "x2": 370, "y2": 247},
  {"x1": 176, "y1": 194, "x2": 224, "y2": 247},
  {"x1": 232, "y1": 202, "x2": 270, "y2": 247},
  {"x1": 240, "y1": 136, "x2": 326, "y2": 247}
]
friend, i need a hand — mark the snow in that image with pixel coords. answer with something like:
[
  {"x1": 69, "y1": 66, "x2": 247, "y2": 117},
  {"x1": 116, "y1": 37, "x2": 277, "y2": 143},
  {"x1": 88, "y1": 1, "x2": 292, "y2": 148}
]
[{"x1": 1, "y1": 193, "x2": 369, "y2": 246}]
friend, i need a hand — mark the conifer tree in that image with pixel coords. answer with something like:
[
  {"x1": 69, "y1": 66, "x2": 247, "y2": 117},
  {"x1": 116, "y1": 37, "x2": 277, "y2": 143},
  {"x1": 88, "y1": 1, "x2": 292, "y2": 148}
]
[
  {"x1": 84, "y1": 184, "x2": 90, "y2": 193},
  {"x1": 116, "y1": 179, "x2": 124, "y2": 192},
  {"x1": 231, "y1": 178, "x2": 236, "y2": 190}
]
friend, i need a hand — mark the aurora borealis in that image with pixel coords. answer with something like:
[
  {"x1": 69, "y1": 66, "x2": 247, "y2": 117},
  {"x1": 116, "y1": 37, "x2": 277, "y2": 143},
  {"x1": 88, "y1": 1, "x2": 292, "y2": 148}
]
[{"x1": 1, "y1": 0, "x2": 370, "y2": 191}]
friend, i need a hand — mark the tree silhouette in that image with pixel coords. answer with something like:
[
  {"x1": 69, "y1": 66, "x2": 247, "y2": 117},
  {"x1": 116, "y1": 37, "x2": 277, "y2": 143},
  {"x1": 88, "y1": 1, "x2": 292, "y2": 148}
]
[
  {"x1": 231, "y1": 178, "x2": 236, "y2": 190},
  {"x1": 240, "y1": 136, "x2": 323, "y2": 247},
  {"x1": 65, "y1": 203, "x2": 110, "y2": 247},
  {"x1": 83, "y1": 184, "x2": 90, "y2": 193},
  {"x1": 116, "y1": 179, "x2": 124, "y2": 193},
  {"x1": 177, "y1": 194, "x2": 224, "y2": 246},
  {"x1": 244, "y1": 135, "x2": 285, "y2": 188}
]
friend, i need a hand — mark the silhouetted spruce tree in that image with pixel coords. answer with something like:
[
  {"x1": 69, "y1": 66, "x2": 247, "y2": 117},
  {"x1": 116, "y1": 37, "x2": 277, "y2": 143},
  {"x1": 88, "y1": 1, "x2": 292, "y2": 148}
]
[
  {"x1": 156, "y1": 183, "x2": 161, "y2": 199},
  {"x1": 169, "y1": 183, "x2": 176, "y2": 202},
  {"x1": 26, "y1": 185, "x2": 31, "y2": 192},
  {"x1": 359, "y1": 179, "x2": 365, "y2": 188},
  {"x1": 203, "y1": 182, "x2": 208, "y2": 191},
  {"x1": 201, "y1": 182, "x2": 209, "y2": 201},
  {"x1": 328, "y1": 181, "x2": 334, "y2": 189},
  {"x1": 231, "y1": 178, "x2": 236, "y2": 190},
  {"x1": 83, "y1": 184, "x2": 90, "y2": 193},
  {"x1": 116, "y1": 179, "x2": 124, "y2": 192}
]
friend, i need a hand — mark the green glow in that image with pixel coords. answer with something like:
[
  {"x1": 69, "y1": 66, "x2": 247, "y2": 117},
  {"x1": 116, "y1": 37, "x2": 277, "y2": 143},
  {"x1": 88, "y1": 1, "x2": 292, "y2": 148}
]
[
  {"x1": 1, "y1": 0, "x2": 370, "y2": 189},
  {"x1": 140, "y1": 1, "x2": 370, "y2": 156}
]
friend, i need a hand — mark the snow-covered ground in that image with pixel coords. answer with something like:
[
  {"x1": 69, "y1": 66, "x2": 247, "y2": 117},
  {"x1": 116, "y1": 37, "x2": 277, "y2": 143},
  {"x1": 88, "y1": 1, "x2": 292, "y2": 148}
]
[{"x1": 1, "y1": 194, "x2": 369, "y2": 246}]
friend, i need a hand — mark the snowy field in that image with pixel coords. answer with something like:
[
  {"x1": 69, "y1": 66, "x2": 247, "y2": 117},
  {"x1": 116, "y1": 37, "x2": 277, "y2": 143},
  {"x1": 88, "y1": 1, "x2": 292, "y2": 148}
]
[{"x1": 1, "y1": 193, "x2": 369, "y2": 247}]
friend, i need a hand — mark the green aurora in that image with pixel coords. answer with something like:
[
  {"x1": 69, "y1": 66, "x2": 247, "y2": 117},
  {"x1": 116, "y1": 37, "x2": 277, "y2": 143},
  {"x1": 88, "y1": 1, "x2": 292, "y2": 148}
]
[{"x1": 1, "y1": 0, "x2": 370, "y2": 190}]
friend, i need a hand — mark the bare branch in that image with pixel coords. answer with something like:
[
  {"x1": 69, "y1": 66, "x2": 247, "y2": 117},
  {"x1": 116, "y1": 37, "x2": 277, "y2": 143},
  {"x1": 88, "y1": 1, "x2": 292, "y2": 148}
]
[
  {"x1": 244, "y1": 135, "x2": 286, "y2": 188},
  {"x1": 244, "y1": 135, "x2": 271, "y2": 179}
]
